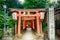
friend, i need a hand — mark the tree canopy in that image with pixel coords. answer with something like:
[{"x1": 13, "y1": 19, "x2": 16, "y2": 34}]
[
  {"x1": 0, "y1": 0, "x2": 50, "y2": 31},
  {"x1": 56, "y1": 0, "x2": 60, "y2": 8},
  {"x1": 23, "y1": 0, "x2": 49, "y2": 9}
]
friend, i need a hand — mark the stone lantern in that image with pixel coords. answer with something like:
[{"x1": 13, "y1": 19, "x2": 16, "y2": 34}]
[
  {"x1": 12, "y1": 12, "x2": 17, "y2": 20},
  {"x1": 40, "y1": 12, "x2": 45, "y2": 19}
]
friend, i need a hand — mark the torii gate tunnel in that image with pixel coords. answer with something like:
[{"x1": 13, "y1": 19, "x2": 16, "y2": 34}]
[{"x1": 10, "y1": 9, "x2": 46, "y2": 35}]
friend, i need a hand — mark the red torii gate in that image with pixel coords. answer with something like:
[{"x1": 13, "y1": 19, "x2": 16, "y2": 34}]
[{"x1": 10, "y1": 9, "x2": 46, "y2": 35}]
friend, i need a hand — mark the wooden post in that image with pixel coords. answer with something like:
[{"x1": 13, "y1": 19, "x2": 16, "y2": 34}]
[
  {"x1": 17, "y1": 11, "x2": 21, "y2": 35},
  {"x1": 36, "y1": 11, "x2": 40, "y2": 35},
  {"x1": 32, "y1": 20, "x2": 34, "y2": 29}
]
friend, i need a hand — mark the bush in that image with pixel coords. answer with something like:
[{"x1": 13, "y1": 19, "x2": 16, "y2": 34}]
[{"x1": 0, "y1": 29, "x2": 4, "y2": 38}]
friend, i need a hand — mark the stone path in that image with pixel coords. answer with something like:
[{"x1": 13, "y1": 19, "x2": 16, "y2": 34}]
[
  {"x1": 14, "y1": 28, "x2": 60, "y2": 40},
  {"x1": 21, "y1": 28, "x2": 36, "y2": 40}
]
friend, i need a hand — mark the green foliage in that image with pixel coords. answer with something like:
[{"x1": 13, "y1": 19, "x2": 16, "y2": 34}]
[
  {"x1": 0, "y1": 7, "x2": 4, "y2": 38},
  {"x1": 56, "y1": 0, "x2": 60, "y2": 8},
  {"x1": 0, "y1": 8, "x2": 4, "y2": 29},
  {"x1": 0, "y1": 8, "x2": 14, "y2": 38},
  {"x1": 0, "y1": 0, "x2": 15, "y2": 38},
  {"x1": 6, "y1": 0, "x2": 23, "y2": 8},
  {"x1": 42, "y1": 20, "x2": 47, "y2": 29},
  {"x1": 0, "y1": 0, "x2": 23, "y2": 8},
  {"x1": 0, "y1": 8, "x2": 14, "y2": 28},
  {"x1": 23, "y1": 0, "x2": 49, "y2": 9},
  {"x1": 6, "y1": 15, "x2": 15, "y2": 28},
  {"x1": 0, "y1": 29, "x2": 4, "y2": 38}
]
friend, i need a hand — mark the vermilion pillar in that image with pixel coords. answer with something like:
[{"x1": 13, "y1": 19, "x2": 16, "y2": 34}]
[
  {"x1": 36, "y1": 12, "x2": 40, "y2": 34},
  {"x1": 10, "y1": 9, "x2": 46, "y2": 35},
  {"x1": 32, "y1": 20, "x2": 34, "y2": 29},
  {"x1": 17, "y1": 11, "x2": 21, "y2": 35}
]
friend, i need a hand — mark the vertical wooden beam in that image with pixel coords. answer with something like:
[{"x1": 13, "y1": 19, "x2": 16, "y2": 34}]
[
  {"x1": 36, "y1": 11, "x2": 40, "y2": 34},
  {"x1": 32, "y1": 20, "x2": 34, "y2": 29},
  {"x1": 17, "y1": 11, "x2": 21, "y2": 35}
]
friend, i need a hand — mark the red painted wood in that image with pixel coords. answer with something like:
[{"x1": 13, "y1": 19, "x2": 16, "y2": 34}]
[
  {"x1": 32, "y1": 20, "x2": 34, "y2": 29},
  {"x1": 22, "y1": 17, "x2": 35, "y2": 20},
  {"x1": 17, "y1": 11, "x2": 21, "y2": 35},
  {"x1": 10, "y1": 9, "x2": 46, "y2": 35},
  {"x1": 36, "y1": 12, "x2": 40, "y2": 34}
]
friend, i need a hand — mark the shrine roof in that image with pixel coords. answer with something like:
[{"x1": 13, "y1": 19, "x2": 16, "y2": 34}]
[{"x1": 9, "y1": 8, "x2": 46, "y2": 12}]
